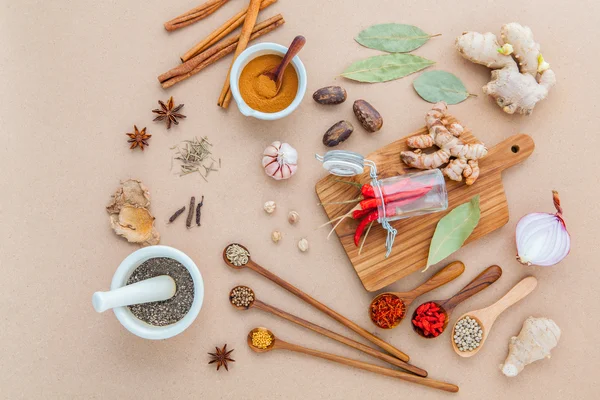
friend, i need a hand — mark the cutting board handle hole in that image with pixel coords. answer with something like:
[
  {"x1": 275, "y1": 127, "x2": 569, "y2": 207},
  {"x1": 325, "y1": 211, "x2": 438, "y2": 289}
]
[{"x1": 511, "y1": 145, "x2": 520, "y2": 153}]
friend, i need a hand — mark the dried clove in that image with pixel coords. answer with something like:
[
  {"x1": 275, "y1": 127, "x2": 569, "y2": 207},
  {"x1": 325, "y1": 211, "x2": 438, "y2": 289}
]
[
  {"x1": 169, "y1": 206, "x2": 186, "y2": 223},
  {"x1": 196, "y1": 196, "x2": 204, "y2": 226},
  {"x1": 186, "y1": 196, "x2": 196, "y2": 229}
]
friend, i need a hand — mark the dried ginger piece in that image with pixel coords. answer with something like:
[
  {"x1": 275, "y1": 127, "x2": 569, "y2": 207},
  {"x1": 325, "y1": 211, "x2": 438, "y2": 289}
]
[
  {"x1": 400, "y1": 102, "x2": 487, "y2": 185},
  {"x1": 456, "y1": 22, "x2": 556, "y2": 115},
  {"x1": 106, "y1": 179, "x2": 150, "y2": 214},
  {"x1": 106, "y1": 179, "x2": 159, "y2": 246}
]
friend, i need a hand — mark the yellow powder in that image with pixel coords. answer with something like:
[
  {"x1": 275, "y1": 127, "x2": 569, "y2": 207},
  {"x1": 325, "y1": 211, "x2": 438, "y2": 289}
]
[{"x1": 239, "y1": 54, "x2": 299, "y2": 113}]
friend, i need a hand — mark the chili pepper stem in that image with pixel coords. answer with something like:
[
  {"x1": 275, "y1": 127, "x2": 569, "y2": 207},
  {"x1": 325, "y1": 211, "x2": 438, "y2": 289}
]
[
  {"x1": 327, "y1": 209, "x2": 353, "y2": 239},
  {"x1": 318, "y1": 197, "x2": 363, "y2": 206},
  {"x1": 333, "y1": 179, "x2": 362, "y2": 188},
  {"x1": 358, "y1": 221, "x2": 374, "y2": 255},
  {"x1": 319, "y1": 204, "x2": 362, "y2": 228}
]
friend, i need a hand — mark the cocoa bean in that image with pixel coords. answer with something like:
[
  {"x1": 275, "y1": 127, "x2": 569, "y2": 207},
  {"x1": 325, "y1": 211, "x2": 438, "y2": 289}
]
[
  {"x1": 353, "y1": 100, "x2": 383, "y2": 132},
  {"x1": 323, "y1": 121, "x2": 354, "y2": 147},
  {"x1": 313, "y1": 86, "x2": 347, "y2": 105}
]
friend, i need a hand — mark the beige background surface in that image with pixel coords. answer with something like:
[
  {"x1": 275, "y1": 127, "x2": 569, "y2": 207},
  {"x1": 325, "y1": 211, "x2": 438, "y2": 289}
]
[{"x1": 1, "y1": 0, "x2": 599, "y2": 398}]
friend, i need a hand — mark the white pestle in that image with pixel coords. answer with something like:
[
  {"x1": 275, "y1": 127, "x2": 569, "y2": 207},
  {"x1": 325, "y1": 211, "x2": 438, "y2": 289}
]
[{"x1": 92, "y1": 275, "x2": 176, "y2": 313}]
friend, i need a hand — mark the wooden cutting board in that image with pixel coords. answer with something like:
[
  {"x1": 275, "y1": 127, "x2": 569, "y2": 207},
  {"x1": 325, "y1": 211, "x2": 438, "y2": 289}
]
[{"x1": 315, "y1": 116, "x2": 534, "y2": 292}]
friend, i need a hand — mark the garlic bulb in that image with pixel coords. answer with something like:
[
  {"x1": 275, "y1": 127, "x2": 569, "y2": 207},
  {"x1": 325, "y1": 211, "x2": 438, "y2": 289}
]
[
  {"x1": 262, "y1": 141, "x2": 298, "y2": 180},
  {"x1": 516, "y1": 191, "x2": 570, "y2": 266}
]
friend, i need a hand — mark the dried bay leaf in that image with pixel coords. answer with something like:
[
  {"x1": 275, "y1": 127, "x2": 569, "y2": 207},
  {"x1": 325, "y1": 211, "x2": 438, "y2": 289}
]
[
  {"x1": 355, "y1": 24, "x2": 440, "y2": 53},
  {"x1": 341, "y1": 54, "x2": 435, "y2": 83},
  {"x1": 425, "y1": 195, "x2": 481, "y2": 271},
  {"x1": 413, "y1": 70, "x2": 475, "y2": 104}
]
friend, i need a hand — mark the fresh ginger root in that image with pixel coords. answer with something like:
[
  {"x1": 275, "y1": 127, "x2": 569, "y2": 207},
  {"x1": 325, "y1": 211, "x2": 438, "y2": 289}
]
[
  {"x1": 400, "y1": 102, "x2": 487, "y2": 185},
  {"x1": 456, "y1": 23, "x2": 556, "y2": 115},
  {"x1": 500, "y1": 317, "x2": 561, "y2": 377}
]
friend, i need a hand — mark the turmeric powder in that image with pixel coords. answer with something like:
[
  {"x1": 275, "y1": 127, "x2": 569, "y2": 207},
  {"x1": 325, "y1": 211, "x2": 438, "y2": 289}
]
[{"x1": 239, "y1": 54, "x2": 298, "y2": 113}]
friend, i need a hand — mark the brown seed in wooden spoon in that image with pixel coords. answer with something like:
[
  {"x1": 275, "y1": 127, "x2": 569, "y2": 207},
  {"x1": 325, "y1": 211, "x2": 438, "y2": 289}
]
[{"x1": 261, "y1": 35, "x2": 306, "y2": 93}]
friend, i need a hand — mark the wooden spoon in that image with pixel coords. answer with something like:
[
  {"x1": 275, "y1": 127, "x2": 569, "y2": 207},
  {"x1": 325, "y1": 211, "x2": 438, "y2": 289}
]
[
  {"x1": 411, "y1": 265, "x2": 503, "y2": 339},
  {"x1": 247, "y1": 328, "x2": 459, "y2": 393},
  {"x1": 230, "y1": 286, "x2": 427, "y2": 377},
  {"x1": 369, "y1": 261, "x2": 465, "y2": 329},
  {"x1": 451, "y1": 276, "x2": 537, "y2": 357},
  {"x1": 222, "y1": 243, "x2": 410, "y2": 362},
  {"x1": 261, "y1": 35, "x2": 306, "y2": 92}
]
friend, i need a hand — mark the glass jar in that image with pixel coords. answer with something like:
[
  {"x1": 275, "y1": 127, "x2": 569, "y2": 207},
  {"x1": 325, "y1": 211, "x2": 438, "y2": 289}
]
[{"x1": 374, "y1": 169, "x2": 447, "y2": 223}]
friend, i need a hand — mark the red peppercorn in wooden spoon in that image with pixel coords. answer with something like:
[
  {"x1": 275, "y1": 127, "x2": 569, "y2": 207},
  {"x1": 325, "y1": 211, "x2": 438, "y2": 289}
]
[
  {"x1": 369, "y1": 261, "x2": 465, "y2": 329},
  {"x1": 412, "y1": 265, "x2": 502, "y2": 339}
]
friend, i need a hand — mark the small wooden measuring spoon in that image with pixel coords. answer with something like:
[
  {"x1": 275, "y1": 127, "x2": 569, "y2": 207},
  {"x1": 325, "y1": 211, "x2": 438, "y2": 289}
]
[
  {"x1": 451, "y1": 276, "x2": 537, "y2": 357},
  {"x1": 247, "y1": 328, "x2": 459, "y2": 393},
  {"x1": 369, "y1": 261, "x2": 465, "y2": 329},
  {"x1": 411, "y1": 265, "x2": 503, "y2": 339},
  {"x1": 223, "y1": 243, "x2": 410, "y2": 362},
  {"x1": 262, "y1": 35, "x2": 306, "y2": 92},
  {"x1": 230, "y1": 286, "x2": 427, "y2": 377}
]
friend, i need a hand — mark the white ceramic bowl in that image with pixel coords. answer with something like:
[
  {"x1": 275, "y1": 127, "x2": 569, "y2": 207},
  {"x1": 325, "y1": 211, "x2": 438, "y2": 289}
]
[
  {"x1": 110, "y1": 246, "x2": 204, "y2": 340},
  {"x1": 229, "y1": 42, "x2": 307, "y2": 120}
]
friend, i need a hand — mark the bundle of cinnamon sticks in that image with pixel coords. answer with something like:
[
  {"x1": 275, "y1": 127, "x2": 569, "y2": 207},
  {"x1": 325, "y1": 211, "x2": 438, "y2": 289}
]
[{"x1": 159, "y1": 0, "x2": 284, "y2": 108}]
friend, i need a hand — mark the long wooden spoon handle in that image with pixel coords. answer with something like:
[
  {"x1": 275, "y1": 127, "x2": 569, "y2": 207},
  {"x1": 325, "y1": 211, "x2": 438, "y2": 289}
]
[
  {"x1": 254, "y1": 300, "x2": 427, "y2": 377},
  {"x1": 442, "y1": 265, "x2": 502, "y2": 313},
  {"x1": 409, "y1": 261, "x2": 465, "y2": 299},
  {"x1": 274, "y1": 35, "x2": 305, "y2": 89},
  {"x1": 276, "y1": 340, "x2": 458, "y2": 393},
  {"x1": 486, "y1": 276, "x2": 537, "y2": 321},
  {"x1": 247, "y1": 260, "x2": 410, "y2": 362}
]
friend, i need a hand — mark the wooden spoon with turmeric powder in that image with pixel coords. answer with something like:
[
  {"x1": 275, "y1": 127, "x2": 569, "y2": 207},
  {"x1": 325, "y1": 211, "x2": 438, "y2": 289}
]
[
  {"x1": 262, "y1": 35, "x2": 306, "y2": 93},
  {"x1": 247, "y1": 327, "x2": 459, "y2": 393}
]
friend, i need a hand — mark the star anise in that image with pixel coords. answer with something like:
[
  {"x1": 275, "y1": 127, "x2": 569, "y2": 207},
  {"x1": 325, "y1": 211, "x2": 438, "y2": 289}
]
[
  {"x1": 126, "y1": 125, "x2": 151, "y2": 151},
  {"x1": 153, "y1": 96, "x2": 186, "y2": 129},
  {"x1": 208, "y1": 344, "x2": 235, "y2": 371}
]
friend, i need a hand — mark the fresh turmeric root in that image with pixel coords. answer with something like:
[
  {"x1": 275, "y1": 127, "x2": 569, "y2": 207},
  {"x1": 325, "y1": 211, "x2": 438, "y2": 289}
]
[
  {"x1": 455, "y1": 23, "x2": 556, "y2": 115},
  {"x1": 400, "y1": 102, "x2": 487, "y2": 185}
]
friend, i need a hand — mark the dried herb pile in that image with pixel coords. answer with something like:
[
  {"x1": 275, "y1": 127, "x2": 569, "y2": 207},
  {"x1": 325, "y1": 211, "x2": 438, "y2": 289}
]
[{"x1": 172, "y1": 137, "x2": 220, "y2": 180}]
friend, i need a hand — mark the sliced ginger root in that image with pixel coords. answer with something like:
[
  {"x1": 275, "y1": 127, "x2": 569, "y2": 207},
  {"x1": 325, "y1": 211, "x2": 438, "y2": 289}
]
[
  {"x1": 401, "y1": 102, "x2": 487, "y2": 185},
  {"x1": 500, "y1": 316, "x2": 561, "y2": 377},
  {"x1": 106, "y1": 179, "x2": 160, "y2": 246},
  {"x1": 456, "y1": 22, "x2": 556, "y2": 115}
]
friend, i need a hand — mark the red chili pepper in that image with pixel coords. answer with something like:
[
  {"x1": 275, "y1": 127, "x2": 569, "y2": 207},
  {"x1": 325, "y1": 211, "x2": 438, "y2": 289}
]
[
  {"x1": 354, "y1": 210, "x2": 378, "y2": 246},
  {"x1": 352, "y1": 208, "x2": 372, "y2": 220},
  {"x1": 359, "y1": 186, "x2": 433, "y2": 210},
  {"x1": 412, "y1": 302, "x2": 446, "y2": 336},
  {"x1": 361, "y1": 184, "x2": 376, "y2": 198}
]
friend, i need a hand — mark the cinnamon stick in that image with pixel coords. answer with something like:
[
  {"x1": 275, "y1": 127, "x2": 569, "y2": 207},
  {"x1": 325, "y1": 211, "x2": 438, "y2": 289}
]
[
  {"x1": 181, "y1": 0, "x2": 276, "y2": 63},
  {"x1": 164, "y1": 0, "x2": 230, "y2": 32},
  {"x1": 217, "y1": 0, "x2": 262, "y2": 109},
  {"x1": 159, "y1": 15, "x2": 285, "y2": 89}
]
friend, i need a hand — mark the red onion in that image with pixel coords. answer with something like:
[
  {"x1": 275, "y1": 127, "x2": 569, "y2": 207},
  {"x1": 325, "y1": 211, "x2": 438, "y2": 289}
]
[{"x1": 516, "y1": 191, "x2": 570, "y2": 266}]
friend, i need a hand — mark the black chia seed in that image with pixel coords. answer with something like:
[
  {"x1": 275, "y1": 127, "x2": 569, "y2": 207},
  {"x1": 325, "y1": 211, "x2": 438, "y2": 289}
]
[{"x1": 126, "y1": 257, "x2": 194, "y2": 326}]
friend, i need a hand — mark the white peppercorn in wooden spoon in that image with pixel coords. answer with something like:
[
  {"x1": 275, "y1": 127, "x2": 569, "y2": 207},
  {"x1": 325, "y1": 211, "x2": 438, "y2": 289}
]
[
  {"x1": 247, "y1": 328, "x2": 459, "y2": 393},
  {"x1": 451, "y1": 276, "x2": 538, "y2": 357}
]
